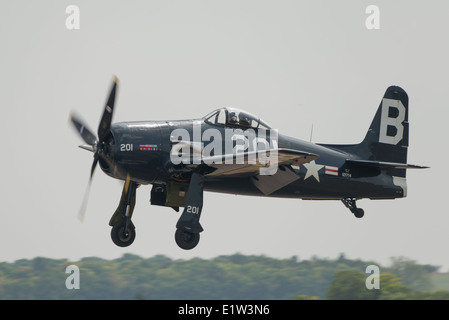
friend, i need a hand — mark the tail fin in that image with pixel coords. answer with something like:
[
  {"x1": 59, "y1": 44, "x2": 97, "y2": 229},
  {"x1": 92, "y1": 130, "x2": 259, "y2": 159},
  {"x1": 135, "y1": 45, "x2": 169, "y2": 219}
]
[
  {"x1": 321, "y1": 86, "x2": 410, "y2": 177},
  {"x1": 359, "y1": 86, "x2": 409, "y2": 166}
]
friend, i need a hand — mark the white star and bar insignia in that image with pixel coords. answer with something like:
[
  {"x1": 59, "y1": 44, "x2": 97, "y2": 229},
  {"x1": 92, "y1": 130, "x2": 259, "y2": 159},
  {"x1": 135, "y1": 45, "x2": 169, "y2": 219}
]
[{"x1": 291, "y1": 161, "x2": 339, "y2": 182}]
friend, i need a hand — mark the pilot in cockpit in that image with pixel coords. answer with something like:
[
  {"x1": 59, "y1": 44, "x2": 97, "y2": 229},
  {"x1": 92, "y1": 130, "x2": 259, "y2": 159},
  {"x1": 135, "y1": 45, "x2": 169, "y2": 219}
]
[{"x1": 228, "y1": 112, "x2": 238, "y2": 124}]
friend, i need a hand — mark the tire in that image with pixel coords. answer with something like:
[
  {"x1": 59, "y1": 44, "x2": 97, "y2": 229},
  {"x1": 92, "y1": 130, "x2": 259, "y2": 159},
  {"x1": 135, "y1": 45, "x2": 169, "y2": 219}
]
[
  {"x1": 111, "y1": 221, "x2": 136, "y2": 247},
  {"x1": 354, "y1": 208, "x2": 365, "y2": 218},
  {"x1": 175, "y1": 229, "x2": 200, "y2": 250}
]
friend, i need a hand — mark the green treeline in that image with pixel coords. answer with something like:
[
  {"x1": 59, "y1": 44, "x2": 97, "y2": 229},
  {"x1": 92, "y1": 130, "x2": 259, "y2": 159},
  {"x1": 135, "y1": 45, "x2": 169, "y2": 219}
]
[
  {"x1": 321, "y1": 270, "x2": 449, "y2": 300},
  {"x1": 0, "y1": 253, "x2": 448, "y2": 300}
]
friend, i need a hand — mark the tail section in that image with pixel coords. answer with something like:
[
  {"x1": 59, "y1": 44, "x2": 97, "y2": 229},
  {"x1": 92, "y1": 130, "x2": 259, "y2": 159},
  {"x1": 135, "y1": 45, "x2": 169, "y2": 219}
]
[
  {"x1": 321, "y1": 86, "x2": 416, "y2": 178},
  {"x1": 319, "y1": 86, "x2": 427, "y2": 201},
  {"x1": 359, "y1": 86, "x2": 409, "y2": 166}
]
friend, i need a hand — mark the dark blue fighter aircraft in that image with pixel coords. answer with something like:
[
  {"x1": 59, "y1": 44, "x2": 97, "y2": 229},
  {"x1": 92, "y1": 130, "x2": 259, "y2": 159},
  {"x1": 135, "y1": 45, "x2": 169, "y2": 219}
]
[{"x1": 70, "y1": 77, "x2": 427, "y2": 250}]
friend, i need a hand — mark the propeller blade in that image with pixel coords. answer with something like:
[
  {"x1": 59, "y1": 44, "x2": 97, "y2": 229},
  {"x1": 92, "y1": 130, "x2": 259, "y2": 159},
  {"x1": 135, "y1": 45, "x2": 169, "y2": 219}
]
[
  {"x1": 90, "y1": 154, "x2": 99, "y2": 180},
  {"x1": 98, "y1": 76, "x2": 119, "y2": 143},
  {"x1": 69, "y1": 112, "x2": 97, "y2": 146},
  {"x1": 77, "y1": 178, "x2": 92, "y2": 222},
  {"x1": 78, "y1": 155, "x2": 99, "y2": 222}
]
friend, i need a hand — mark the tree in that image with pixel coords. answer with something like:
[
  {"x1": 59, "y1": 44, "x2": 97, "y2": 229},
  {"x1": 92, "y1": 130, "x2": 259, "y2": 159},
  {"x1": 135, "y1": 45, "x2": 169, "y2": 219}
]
[
  {"x1": 326, "y1": 270, "x2": 379, "y2": 300},
  {"x1": 294, "y1": 294, "x2": 319, "y2": 300},
  {"x1": 387, "y1": 257, "x2": 434, "y2": 291},
  {"x1": 411, "y1": 289, "x2": 449, "y2": 300},
  {"x1": 376, "y1": 273, "x2": 411, "y2": 300}
]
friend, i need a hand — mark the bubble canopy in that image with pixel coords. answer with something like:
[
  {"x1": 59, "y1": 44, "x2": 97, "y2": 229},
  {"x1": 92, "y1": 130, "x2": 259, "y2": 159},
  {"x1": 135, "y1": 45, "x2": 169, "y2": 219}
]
[{"x1": 203, "y1": 107, "x2": 272, "y2": 130}]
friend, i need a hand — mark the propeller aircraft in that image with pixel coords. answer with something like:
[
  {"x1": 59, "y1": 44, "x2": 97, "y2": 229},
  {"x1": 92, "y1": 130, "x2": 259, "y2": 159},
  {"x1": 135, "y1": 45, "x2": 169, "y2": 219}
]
[{"x1": 69, "y1": 77, "x2": 427, "y2": 250}]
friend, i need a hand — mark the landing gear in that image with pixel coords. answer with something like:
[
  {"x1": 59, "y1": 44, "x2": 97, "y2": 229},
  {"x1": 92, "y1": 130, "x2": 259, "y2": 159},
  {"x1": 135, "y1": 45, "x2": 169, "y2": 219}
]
[
  {"x1": 175, "y1": 170, "x2": 205, "y2": 250},
  {"x1": 342, "y1": 198, "x2": 365, "y2": 218},
  {"x1": 109, "y1": 176, "x2": 139, "y2": 247},
  {"x1": 175, "y1": 229, "x2": 200, "y2": 250},
  {"x1": 107, "y1": 169, "x2": 207, "y2": 250},
  {"x1": 111, "y1": 220, "x2": 136, "y2": 247}
]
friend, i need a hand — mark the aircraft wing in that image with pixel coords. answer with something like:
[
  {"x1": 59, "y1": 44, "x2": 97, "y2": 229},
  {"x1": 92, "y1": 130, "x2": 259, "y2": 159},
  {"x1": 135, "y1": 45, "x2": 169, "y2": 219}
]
[
  {"x1": 171, "y1": 141, "x2": 318, "y2": 194},
  {"x1": 172, "y1": 141, "x2": 318, "y2": 176},
  {"x1": 196, "y1": 148, "x2": 318, "y2": 177},
  {"x1": 170, "y1": 142, "x2": 318, "y2": 195}
]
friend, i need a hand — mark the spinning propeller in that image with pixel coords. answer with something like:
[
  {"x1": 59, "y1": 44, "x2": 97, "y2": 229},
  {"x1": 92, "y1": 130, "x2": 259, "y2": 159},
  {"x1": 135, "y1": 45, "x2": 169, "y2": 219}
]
[{"x1": 69, "y1": 76, "x2": 119, "y2": 222}]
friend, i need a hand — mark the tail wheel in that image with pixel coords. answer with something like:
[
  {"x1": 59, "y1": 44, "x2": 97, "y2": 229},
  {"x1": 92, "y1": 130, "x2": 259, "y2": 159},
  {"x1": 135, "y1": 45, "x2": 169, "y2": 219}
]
[
  {"x1": 354, "y1": 208, "x2": 365, "y2": 218},
  {"x1": 342, "y1": 198, "x2": 365, "y2": 219}
]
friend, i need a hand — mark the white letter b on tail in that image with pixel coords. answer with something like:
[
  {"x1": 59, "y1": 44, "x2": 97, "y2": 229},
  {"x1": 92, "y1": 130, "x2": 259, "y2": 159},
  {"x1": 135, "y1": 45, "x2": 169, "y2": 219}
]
[{"x1": 379, "y1": 98, "x2": 405, "y2": 145}]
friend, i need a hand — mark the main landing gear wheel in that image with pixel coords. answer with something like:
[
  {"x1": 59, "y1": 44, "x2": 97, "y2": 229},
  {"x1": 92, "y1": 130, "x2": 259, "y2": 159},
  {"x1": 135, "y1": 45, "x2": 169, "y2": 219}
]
[
  {"x1": 175, "y1": 229, "x2": 200, "y2": 250},
  {"x1": 111, "y1": 221, "x2": 136, "y2": 247}
]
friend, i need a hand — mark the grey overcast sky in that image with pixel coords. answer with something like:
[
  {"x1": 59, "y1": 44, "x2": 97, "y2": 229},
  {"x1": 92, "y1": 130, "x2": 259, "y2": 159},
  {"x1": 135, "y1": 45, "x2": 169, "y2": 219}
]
[{"x1": 1, "y1": 0, "x2": 448, "y2": 270}]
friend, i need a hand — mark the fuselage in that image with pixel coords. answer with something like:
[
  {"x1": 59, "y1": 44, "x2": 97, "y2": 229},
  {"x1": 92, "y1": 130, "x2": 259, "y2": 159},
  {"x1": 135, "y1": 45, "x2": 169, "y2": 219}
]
[
  {"x1": 71, "y1": 80, "x2": 419, "y2": 250},
  {"x1": 104, "y1": 116, "x2": 405, "y2": 201}
]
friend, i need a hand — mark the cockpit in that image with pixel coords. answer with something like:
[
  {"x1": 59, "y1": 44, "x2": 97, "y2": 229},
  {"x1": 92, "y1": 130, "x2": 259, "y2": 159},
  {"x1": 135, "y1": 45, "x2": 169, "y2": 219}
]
[{"x1": 203, "y1": 107, "x2": 271, "y2": 130}]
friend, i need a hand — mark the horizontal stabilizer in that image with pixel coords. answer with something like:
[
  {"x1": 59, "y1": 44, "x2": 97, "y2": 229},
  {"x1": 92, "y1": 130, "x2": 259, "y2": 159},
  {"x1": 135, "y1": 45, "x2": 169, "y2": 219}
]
[{"x1": 346, "y1": 159, "x2": 429, "y2": 169}]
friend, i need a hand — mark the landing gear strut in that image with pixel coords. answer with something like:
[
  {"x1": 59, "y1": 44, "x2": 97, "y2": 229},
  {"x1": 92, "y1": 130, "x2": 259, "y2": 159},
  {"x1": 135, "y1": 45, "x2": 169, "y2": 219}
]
[
  {"x1": 341, "y1": 198, "x2": 364, "y2": 218},
  {"x1": 109, "y1": 177, "x2": 138, "y2": 247},
  {"x1": 175, "y1": 171, "x2": 205, "y2": 250}
]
